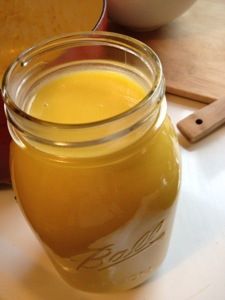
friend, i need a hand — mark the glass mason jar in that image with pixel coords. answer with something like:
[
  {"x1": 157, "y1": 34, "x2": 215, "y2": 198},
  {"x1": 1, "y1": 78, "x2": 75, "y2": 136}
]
[{"x1": 2, "y1": 32, "x2": 180, "y2": 293}]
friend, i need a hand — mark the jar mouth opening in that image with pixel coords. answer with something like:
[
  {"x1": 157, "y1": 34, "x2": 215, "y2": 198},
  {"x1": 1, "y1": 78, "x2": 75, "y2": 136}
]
[{"x1": 2, "y1": 31, "x2": 163, "y2": 129}]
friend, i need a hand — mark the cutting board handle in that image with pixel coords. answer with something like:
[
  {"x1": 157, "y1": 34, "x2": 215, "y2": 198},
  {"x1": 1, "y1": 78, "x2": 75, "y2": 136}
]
[{"x1": 177, "y1": 97, "x2": 225, "y2": 143}]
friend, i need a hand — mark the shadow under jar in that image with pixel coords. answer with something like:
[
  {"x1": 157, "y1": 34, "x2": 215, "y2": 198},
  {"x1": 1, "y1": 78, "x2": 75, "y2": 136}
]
[{"x1": 2, "y1": 32, "x2": 180, "y2": 293}]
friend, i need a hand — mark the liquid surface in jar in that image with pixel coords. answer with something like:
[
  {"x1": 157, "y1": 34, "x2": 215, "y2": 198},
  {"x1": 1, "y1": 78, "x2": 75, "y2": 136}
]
[{"x1": 29, "y1": 69, "x2": 147, "y2": 123}]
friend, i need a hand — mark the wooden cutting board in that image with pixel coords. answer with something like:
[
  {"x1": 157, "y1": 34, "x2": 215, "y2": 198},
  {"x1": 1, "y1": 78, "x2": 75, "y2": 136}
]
[{"x1": 109, "y1": 0, "x2": 225, "y2": 104}]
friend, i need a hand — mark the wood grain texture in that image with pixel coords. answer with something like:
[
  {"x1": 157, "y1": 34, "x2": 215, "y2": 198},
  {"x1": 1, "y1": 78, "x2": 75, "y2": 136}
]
[
  {"x1": 110, "y1": 0, "x2": 225, "y2": 104},
  {"x1": 137, "y1": 0, "x2": 225, "y2": 103},
  {"x1": 177, "y1": 97, "x2": 225, "y2": 142}
]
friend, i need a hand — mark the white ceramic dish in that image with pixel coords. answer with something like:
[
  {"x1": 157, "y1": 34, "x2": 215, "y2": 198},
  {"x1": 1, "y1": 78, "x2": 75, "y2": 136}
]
[{"x1": 108, "y1": 0, "x2": 197, "y2": 31}]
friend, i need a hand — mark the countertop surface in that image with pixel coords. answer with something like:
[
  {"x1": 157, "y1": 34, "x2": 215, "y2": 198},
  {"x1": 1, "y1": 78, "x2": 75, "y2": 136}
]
[{"x1": 0, "y1": 94, "x2": 225, "y2": 300}]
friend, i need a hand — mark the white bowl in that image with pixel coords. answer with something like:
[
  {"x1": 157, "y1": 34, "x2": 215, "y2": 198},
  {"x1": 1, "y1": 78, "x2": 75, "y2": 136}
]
[{"x1": 108, "y1": 0, "x2": 197, "y2": 31}]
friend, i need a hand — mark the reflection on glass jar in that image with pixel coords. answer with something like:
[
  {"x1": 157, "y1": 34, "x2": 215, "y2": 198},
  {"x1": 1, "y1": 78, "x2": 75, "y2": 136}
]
[{"x1": 2, "y1": 32, "x2": 180, "y2": 293}]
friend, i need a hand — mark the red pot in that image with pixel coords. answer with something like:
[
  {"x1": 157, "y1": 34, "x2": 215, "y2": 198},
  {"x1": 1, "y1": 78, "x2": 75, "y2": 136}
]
[{"x1": 0, "y1": 1, "x2": 107, "y2": 185}]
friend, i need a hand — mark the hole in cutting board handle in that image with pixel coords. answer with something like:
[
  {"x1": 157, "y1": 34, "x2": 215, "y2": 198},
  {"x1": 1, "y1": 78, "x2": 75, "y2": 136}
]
[{"x1": 195, "y1": 119, "x2": 203, "y2": 125}]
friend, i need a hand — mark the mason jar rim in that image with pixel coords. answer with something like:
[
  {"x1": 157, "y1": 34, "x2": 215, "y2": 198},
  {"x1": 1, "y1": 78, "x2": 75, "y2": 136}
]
[{"x1": 2, "y1": 31, "x2": 163, "y2": 129}]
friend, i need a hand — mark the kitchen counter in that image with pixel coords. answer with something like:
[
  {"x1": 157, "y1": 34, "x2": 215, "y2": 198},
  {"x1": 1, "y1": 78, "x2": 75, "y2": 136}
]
[{"x1": 0, "y1": 94, "x2": 225, "y2": 300}]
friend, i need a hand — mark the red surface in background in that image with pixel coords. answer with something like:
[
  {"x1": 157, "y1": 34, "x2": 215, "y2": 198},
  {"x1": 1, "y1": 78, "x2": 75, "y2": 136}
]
[{"x1": 0, "y1": 92, "x2": 10, "y2": 185}]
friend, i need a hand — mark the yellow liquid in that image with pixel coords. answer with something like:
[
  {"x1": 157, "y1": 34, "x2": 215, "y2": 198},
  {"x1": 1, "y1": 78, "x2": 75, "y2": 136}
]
[
  {"x1": 29, "y1": 70, "x2": 146, "y2": 123},
  {"x1": 11, "y1": 68, "x2": 180, "y2": 292},
  {"x1": 0, "y1": 0, "x2": 104, "y2": 80}
]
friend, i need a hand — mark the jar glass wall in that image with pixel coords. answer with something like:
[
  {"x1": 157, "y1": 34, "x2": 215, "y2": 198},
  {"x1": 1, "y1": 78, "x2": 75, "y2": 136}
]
[{"x1": 2, "y1": 32, "x2": 180, "y2": 293}]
